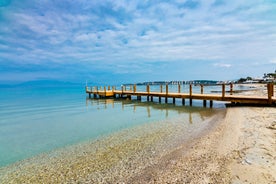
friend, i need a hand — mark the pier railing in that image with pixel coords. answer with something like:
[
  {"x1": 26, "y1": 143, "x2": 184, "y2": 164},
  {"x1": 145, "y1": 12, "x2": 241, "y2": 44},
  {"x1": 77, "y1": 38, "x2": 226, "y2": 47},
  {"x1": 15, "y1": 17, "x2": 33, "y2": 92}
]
[{"x1": 86, "y1": 83, "x2": 275, "y2": 107}]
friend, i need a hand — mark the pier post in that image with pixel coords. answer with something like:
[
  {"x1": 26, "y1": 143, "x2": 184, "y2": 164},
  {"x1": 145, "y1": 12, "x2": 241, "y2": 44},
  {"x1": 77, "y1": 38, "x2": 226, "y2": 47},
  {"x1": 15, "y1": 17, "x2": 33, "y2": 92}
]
[
  {"x1": 165, "y1": 84, "x2": 168, "y2": 103},
  {"x1": 178, "y1": 84, "x2": 181, "y2": 93},
  {"x1": 222, "y1": 84, "x2": 225, "y2": 98},
  {"x1": 173, "y1": 97, "x2": 175, "y2": 104},
  {"x1": 151, "y1": 96, "x2": 153, "y2": 102},
  {"x1": 134, "y1": 84, "x2": 136, "y2": 92},
  {"x1": 230, "y1": 83, "x2": 233, "y2": 95},
  {"x1": 182, "y1": 98, "x2": 185, "y2": 105},
  {"x1": 159, "y1": 97, "x2": 161, "y2": 103},
  {"x1": 112, "y1": 86, "x2": 116, "y2": 98},
  {"x1": 189, "y1": 84, "x2": 192, "y2": 106},
  {"x1": 272, "y1": 83, "x2": 274, "y2": 97},
  {"x1": 121, "y1": 85, "x2": 124, "y2": 93},
  {"x1": 108, "y1": 86, "x2": 110, "y2": 90},
  {"x1": 160, "y1": 85, "x2": 163, "y2": 93},
  {"x1": 210, "y1": 100, "x2": 213, "y2": 108},
  {"x1": 104, "y1": 86, "x2": 106, "y2": 97},
  {"x1": 268, "y1": 83, "x2": 273, "y2": 104},
  {"x1": 130, "y1": 85, "x2": 132, "y2": 91},
  {"x1": 203, "y1": 100, "x2": 207, "y2": 107},
  {"x1": 94, "y1": 86, "x2": 98, "y2": 98},
  {"x1": 200, "y1": 84, "x2": 204, "y2": 94},
  {"x1": 147, "y1": 85, "x2": 150, "y2": 101}
]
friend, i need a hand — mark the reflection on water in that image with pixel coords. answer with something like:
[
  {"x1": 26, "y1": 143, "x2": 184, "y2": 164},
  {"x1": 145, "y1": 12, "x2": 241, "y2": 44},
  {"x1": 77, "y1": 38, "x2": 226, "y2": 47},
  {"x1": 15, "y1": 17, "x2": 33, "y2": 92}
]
[{"x1": 85, "y1": 97, "x2": 220, "y2": 125}]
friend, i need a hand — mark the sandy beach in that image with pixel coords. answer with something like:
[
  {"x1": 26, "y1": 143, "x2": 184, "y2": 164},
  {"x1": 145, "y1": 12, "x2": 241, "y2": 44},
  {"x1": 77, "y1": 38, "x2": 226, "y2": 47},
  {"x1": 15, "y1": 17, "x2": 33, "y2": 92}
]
[
  {"x1": 140, "y1": 84, "x2": 275, "y2": 183},
  {"x1": 135, "y1": 106, "x2": 275, "y2": 183},
  {"x1": 0, "y1": 85, "x2": 275, "y2": 183},
  {"x1": 137, "y1": 84, "x2": 275, "y2": 183}
]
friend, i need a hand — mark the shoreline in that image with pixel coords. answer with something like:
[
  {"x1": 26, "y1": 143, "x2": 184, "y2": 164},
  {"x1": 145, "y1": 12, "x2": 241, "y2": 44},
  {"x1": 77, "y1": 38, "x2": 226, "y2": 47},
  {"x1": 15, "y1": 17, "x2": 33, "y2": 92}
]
[
  {"x1": 0, "y1": 85, "x2": 275, "y2": 183},
  {"x1": 130, "y1": 84, "x2": 275, "y2": 183},
  {"x1": 0, "y1": 109, "x2": 225, "y2": 183},
  {"x1": 133, "y1": 106, "x2": 275, "y2": 183}
]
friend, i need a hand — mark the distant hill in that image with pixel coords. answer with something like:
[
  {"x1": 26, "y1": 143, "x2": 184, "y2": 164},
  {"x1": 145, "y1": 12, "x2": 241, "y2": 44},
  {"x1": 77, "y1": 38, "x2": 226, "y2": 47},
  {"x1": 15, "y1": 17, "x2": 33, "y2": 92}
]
[{"x1": 0, "y1": 80, "x2": 82, "y2": 88}]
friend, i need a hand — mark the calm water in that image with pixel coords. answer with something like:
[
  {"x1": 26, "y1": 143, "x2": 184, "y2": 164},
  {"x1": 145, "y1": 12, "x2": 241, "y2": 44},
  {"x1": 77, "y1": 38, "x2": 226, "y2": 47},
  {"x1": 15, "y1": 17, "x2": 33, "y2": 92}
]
[{"x1": 0, "y1": 84, "x2": 228, "y2": 168}]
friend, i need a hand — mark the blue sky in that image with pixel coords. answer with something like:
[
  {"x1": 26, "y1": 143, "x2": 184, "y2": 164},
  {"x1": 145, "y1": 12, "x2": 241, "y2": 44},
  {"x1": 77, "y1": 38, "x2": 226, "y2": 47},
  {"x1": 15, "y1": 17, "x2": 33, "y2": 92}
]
[{"x1": 0, "y1": 0, "x2": 276, "y2": 85}]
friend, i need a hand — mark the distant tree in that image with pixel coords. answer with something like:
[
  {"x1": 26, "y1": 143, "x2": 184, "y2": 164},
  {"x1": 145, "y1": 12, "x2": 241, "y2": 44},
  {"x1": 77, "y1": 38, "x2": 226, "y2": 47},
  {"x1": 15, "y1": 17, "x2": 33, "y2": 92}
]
[
  {"x1": 238, "y1": 78, "x2": 247, "y2": 83},
  {"x1": 246, "y1": 76, "x2": 252, "y2": 80},
  {"x1": 267, "y1": 73, "x2": 276, "y2": 79}
]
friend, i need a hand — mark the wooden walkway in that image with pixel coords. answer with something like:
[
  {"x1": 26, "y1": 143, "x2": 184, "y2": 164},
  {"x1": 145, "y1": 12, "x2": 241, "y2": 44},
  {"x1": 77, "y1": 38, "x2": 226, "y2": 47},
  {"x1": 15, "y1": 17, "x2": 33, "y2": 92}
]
[{"x1": 86, "y1": 83, "x2": 276, "y2": 107}]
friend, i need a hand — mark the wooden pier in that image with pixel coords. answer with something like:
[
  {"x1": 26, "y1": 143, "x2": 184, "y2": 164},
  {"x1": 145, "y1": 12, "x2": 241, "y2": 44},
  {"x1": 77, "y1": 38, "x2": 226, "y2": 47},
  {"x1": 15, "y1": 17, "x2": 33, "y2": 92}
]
[{"x1": 86, "y1": 83, "x2": 276, "y2": 107}]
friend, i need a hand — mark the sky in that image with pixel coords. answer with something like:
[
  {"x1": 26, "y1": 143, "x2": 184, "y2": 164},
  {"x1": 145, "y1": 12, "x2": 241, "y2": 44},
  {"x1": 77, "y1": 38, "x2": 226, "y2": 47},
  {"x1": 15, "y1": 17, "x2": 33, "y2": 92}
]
[{"x1": 0, "y1": 0, "x2": 276, "y2": 85}]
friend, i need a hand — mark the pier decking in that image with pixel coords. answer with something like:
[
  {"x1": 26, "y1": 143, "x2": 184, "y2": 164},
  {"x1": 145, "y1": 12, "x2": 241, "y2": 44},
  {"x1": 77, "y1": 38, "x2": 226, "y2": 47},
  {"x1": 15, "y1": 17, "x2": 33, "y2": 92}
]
[{"x1": 86, "y1": 83, "x2": 276, "y2": 107}]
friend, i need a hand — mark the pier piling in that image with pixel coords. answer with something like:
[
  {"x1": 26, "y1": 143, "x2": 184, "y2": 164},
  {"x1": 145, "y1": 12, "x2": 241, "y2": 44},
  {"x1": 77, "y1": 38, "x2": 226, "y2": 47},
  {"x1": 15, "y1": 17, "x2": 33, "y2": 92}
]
[
  {"x1": 203, "y1": 100, "x2": 207, "y2": 107},
  {"x1": 86, "y1": 83, "x2": 276, "y2": 107},
  {"x1": 182, "y1": 98, "x2": 185, "y2": 105},
  {"x1": 222, "y1": 84, "x2": 225, "y2": 98},
  {"x1": 200, "y1": 84, "x2": 204, "y2": 94}
]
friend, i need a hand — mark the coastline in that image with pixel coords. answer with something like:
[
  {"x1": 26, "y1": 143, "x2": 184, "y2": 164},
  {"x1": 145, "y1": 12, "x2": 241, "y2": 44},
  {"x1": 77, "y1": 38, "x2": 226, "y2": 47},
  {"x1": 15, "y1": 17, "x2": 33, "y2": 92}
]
[
  {"x1": 0, "y1": 109, "x2": 225, "y2": 183},
  {"x1": 0, "y1": 85, "x2": 275, "y2": 183}
]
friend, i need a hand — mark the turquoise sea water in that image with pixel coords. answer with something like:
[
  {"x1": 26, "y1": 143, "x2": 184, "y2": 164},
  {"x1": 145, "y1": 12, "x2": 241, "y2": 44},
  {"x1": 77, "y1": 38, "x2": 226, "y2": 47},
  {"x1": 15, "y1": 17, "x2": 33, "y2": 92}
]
[{"x1": 0, "y1": 84, "x2": 228, "y2": 168}]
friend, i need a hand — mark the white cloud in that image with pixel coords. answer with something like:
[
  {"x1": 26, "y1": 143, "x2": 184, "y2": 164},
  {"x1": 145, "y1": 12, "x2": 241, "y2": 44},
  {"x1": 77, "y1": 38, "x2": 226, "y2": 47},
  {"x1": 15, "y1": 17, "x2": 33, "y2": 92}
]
[
  {"x1": 269, "y1": 59, "x2": 276, "y2": 64},
  {"x1": 214, "y1": 63, "x2": 232, "y2": 68},
  {"x1": 1, "y1": 0, "x2": 276, "y2": 81}
]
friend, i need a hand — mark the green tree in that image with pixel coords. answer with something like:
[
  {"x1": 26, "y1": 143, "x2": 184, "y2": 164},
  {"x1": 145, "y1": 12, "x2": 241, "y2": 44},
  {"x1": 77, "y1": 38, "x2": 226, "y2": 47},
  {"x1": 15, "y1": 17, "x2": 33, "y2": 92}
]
[{"x1": 246, "y1": 76, "x2": 252, "y2": 80}]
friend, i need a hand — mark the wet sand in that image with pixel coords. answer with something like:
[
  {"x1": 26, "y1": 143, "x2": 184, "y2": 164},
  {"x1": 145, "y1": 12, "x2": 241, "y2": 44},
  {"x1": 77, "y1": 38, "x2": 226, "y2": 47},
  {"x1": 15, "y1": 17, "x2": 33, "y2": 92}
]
[{"x1": 0, "y1": 85, "x2": 275, "y2": 183}]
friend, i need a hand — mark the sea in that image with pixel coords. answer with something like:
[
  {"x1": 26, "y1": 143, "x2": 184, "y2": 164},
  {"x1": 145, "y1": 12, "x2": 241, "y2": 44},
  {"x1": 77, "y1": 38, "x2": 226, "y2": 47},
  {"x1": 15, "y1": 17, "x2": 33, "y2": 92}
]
[{"x1": 0, "y1": 83, "x2": 245, "y2": 169}]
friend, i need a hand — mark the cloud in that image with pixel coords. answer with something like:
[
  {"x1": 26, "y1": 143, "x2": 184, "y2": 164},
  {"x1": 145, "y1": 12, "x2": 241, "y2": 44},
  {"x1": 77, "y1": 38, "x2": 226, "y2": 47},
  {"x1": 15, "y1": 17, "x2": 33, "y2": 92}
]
[
  {"x1": 214, "y1": 63, "x2": 232, "y2": 68},
  {"x1": 0, "y1": 0, "x2": 276, "y2": 82},
  {"x1": 269, "y1": 59, "x2": 276, "y2": 64},
  {"x1": 2, "y1": 1, "x2": 275, "y2": 62}
]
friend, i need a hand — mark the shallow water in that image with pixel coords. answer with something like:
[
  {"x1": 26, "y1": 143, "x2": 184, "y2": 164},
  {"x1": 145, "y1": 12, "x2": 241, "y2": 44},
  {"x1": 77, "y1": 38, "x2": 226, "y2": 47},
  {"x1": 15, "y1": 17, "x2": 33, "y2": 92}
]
[
  {"x1": 0, "y1": 85, "x2": 225, "y2": 168},
  {"x1": 0, "y1": 103, "x2": 226, "y2": 183}
]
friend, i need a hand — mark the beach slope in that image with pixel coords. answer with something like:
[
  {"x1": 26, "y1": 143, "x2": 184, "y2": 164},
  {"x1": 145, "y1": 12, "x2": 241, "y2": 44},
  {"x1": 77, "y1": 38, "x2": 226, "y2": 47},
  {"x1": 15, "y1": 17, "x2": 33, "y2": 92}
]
[{"x1": 129, "y1": 107, "x2": 276, "y2": 183}]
